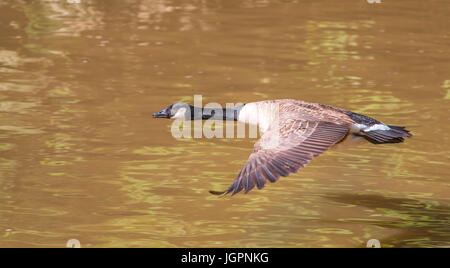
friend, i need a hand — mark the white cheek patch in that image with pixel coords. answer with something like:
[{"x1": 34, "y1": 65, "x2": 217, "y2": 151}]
[{"x1": 172, "y1": 108, "x2": 187, "y2": 119}]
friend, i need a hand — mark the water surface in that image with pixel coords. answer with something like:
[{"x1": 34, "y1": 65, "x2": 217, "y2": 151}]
[{"x1": 0, "y1": 0, "x2": 449, "y2": 247}]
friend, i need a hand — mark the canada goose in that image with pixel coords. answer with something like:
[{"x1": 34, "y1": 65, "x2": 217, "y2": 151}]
[{"x1": 153, "y1": 100, "x2": 412, "y2": 196}]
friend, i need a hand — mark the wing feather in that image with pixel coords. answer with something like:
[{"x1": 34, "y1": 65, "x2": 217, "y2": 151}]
[{"x1": 212, "y1": 120, "x2": 349, "y2": 196}]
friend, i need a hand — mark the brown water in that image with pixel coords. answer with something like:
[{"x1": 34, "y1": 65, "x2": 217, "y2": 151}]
[{"x1": 0, "y1": 0, "x2": 449, "y2": 248}]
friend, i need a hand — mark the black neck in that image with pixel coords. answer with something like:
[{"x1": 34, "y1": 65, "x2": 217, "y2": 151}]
[{"x1": 189, "y1": 105, "x2": 242, "y2": 120}]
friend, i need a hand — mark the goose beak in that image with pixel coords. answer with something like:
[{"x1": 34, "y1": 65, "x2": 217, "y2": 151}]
[{"x1": 153, "y1": 108, "x2": 170, "y2": 118}]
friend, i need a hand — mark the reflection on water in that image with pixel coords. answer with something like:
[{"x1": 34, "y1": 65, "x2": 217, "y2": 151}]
[
  {"x1": 325, "y1": 194, "x2": 450, "y2": 248},
  {"x1": 0, "y1": 0, "x2": 449, "y2": 247}
]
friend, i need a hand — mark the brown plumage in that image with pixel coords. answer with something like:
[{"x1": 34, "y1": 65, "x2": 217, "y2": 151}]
[
  {"x1": 209, "y1": 100, "x2": 411, "y2": 196},
  {"x1": 153, "y1": 99, "x2": 412, "y2": 196}
]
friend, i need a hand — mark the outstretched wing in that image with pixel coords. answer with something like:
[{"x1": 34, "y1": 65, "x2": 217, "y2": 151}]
[{"x1": 211, "y1": 120, "x2": 350, "y2": 196}]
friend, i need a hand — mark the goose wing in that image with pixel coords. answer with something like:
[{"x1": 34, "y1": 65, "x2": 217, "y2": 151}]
[{"x1": 210, "y1": 119, "x2": 350, "y2": 196}]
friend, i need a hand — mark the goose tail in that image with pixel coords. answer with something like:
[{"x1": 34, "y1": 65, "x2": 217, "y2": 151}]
[{"x1": 363, "y1": 125, "x2": 412, "y2": 144}]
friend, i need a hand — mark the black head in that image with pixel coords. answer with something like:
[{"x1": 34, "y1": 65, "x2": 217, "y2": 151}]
[{"x1": 153, "y1": 103, "x2": 191, "y2": 119}]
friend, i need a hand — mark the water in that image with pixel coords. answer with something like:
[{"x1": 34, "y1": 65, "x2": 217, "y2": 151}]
[{"x1": 0, "y1": 0, "x2": 449, "y2": 248}]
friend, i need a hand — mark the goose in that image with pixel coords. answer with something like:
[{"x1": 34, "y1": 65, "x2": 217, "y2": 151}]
[{"x1": 153, "y1": 99, "x2": 412, "y2": 196}]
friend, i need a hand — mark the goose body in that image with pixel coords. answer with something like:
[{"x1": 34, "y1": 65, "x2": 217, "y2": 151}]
[{"x1": 153, "y1": 99, "x2": 412, "y2": 196}]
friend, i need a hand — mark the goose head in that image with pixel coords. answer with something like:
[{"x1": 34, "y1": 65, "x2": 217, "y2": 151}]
[{"x1": 153, "y1": 103, "x2": 192, "y2": 120}]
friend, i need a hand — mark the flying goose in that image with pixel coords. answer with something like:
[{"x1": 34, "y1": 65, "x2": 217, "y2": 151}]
[{"x1": 153, "y1": 100, "x2": 412, "y2": 196}]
